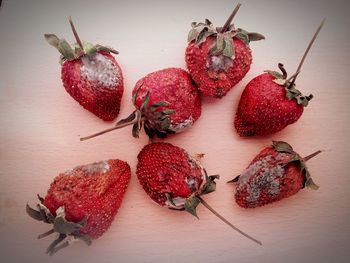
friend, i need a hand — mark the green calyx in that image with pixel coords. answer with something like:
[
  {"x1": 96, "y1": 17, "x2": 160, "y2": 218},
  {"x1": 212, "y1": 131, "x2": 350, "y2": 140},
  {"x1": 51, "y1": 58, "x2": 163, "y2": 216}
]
[
  {"x1": 45, "y1": 17, "x2": 118, "y2": 64},
  {"x1": 266, "y1": 63, "x2": 313, "y2": 107},
  {"x1": 26, "y1": 195, "x2": 92, "y2": 256},
  {"x1": 188, "y1": 19, "x2": 264, "y2": 60},
  {"x1": 272, "y1": 141, "x2": 320, "y2": 190},
  {"x1": 114, "y1": 84, "x2": 176, "y2": 139},
  {"x1": 183, "y1": 170, "x2": 220, "y2": 218}
]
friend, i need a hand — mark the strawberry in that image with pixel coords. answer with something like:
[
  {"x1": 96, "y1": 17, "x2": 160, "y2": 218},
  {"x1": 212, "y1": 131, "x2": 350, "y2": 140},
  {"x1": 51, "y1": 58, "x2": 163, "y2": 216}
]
[
  {"x1": 80, "y1": 68, "x2": 201, "y2": 140},
  {"x1": 228, "y1": 141, "x2": 321, "y2": 208},
  {"x1": 185, "y1": 4, "x2": 264, "y2": 98},
  {"x1": 45, "y1": 17, "x2": 124, "y2": 121},
  {"x1": 234, "y1": 19, "x2": 325, "y2": 136},
  {"x1": 136, "y1": 142, "x2": 261, "y2": 245},
  {"x1": 26, "y1": 159, "x2": 131, "y2": 255}
]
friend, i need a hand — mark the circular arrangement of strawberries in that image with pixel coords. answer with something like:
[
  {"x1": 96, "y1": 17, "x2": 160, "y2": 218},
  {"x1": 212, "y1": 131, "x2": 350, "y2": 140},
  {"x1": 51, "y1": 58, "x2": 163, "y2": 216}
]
[{"x1": 26, "y1": 4, "x2": 325, "y2": 256}]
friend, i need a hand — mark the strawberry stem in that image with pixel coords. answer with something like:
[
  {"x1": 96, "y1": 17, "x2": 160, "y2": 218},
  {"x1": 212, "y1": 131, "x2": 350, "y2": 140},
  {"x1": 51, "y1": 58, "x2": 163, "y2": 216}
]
[
  {"x1": 69, "y1": 16, "x2": 84, "y2": 50},
  {"x1": 197, "y1": 196, "x2": 262, "y2": 245},
  {"x1": 303, "y1": 150, "x2": 322, "y2": 162},
  {"x1": 289, "y1": 18, "x2": 325, "y2": 87},
  {"x1": 221, "y1": 3, "x2": 242, "y2": 33},
  {"x1": 80, "y1": 118, "x2": 143, "y2": 141}
]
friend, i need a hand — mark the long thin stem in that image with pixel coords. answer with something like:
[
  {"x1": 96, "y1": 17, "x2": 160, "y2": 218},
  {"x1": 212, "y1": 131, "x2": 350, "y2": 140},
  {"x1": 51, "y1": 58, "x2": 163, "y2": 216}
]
[
  {"x1": 69, "y1": 16, "x2": 84, "y2": 50},
  {"x1": 221, "y1": 3, "x2": 242, "y2": 33},
  {"x1": 197, "y1": 196, "x2": 262, "y2": 245},
  {"x1": 80, "y1": 119, "x2": 140, "y2": 141},
  {"x1": 303, "y1": 150, "x2": 322, "y2": 162},
  {"x1": 289, "y1": 18, "x2": 325, "y2": 87}
]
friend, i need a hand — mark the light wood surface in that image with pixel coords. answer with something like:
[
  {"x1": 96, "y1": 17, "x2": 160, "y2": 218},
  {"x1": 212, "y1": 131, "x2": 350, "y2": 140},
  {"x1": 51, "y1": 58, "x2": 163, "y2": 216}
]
[{"x1": 1, "y1": 0, "x2": 349, "y2": 262}]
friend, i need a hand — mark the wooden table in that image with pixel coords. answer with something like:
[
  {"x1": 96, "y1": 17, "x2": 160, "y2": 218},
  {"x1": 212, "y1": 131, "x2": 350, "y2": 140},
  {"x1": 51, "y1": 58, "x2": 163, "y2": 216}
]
[{"x1": 1, "y1": 0, "x2": 349, "y2": 262}]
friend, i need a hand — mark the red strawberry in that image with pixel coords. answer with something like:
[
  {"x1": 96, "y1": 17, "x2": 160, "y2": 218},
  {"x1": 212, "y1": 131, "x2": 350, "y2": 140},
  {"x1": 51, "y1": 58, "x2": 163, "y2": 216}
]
[
  {"x1": 81, "y1": 68, "x2": 201, "y2": 140},
  {"x1": 229, "y1": 141, "x2": 321, "y2": 208},
  {"x1": 136, "y1": 142, "x2": 261, "y2": 245},
  {"x1": 185, "y1": 4, "x2": 264, "y2": 98},
  {"x1": 46, "y1": 17, "x2": 124, "y2": 121},
  {"x1": 234, "y1": 19, "x2": 325, "y2": 136},
  {"x1": 26, "y1": 159, "x2": 131, "y2": 255}
]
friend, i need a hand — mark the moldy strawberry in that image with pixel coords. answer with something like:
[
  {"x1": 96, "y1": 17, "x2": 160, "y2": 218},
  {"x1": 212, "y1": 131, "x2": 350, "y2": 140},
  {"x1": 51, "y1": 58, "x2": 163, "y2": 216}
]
[
  {"x1": 26, "y1": 159, "x2": 131, "y2": 255},
  {"x1": 81, "y1": 68, "x2": 201, "y2": 140},
  {"x1": 137, "y1": 142, "x2": 261, "y2": 245},
  {"x1": 228, "y1": 141, "x2": 321, "y2": 208},
  {"x1": 185, "y1": 3, "x2": 264, "y2": 98},
  {"x1": 45, "y1": 17, "x2": 124, "y2": 121}
]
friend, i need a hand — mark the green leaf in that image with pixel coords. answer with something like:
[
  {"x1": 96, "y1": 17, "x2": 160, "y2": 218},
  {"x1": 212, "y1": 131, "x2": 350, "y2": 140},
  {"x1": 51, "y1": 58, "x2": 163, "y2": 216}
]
[
  {"x1": 305, "y1": 176, "x2": 320, "y2": 190},
  {"x1": 44, "y1": 34, "x2": 60, "y2": 48},
  {"x1": 227, "y1": 175, "x2": 240, "y2": 183},
  {"x1": 83, "y1": 42, "x2": 97, "y2": 56},
  {"x1": 285, "y1": 90, "x2": 295, "y2": 100},
  {"x1": 234, "y1": 32, "x2": 249, "y2": 45},
  {"x1": 184, "y1": 195, "x2": 201, "y2": 219},
  {"x1": 188, "y1": 28, "x2": 199, "y2": 42},
  {"x1": 222, "y1": 37, "x2": 234, "y2": 58},
  {"x1": 247, "y1": 32, "x2": 265, "y2": 41},
  {"x1": 272, "y1": 141, "x2": 294, "y2": 153},
  {"x1": 210, "y1": 33, "x2": 224, "y2": 55},
  {"x1": 150, "y1": 101, "x2": 168, "y2": 111},
  {"x1": 140, "y1": 91, "x2": 150, "y2": 112},
  {"x1": 75, "y1": 234, "x2": 93, "y2": 246},
  {"x1": 161, "y1": 109, "x2": 175, "y2": 115},
  {"x1": 155, "y1": 130, "x2": 168, "y2": 138},
  {"x1": 58, "y1": 39, "x2": 75, "y2": 60},
  {"x1": 96, "y1": 45, "x2": 119, "y2": 54},
  {"x1": 200, "y1": 175, "x2": 219, "y2": 195},
  {"x1": 116, "y1": 111, "x2": 136, "y2": 126},
  {"x1": 160, "y1": 118, "x2": 171, "y2": 130},
  {"x1": 196, "y1": 28, "x2": 209, "y2": 45},
  {"x1": 26, "y1": 204, "x2": 43, "y2": 221},
  {"x1": 273, "y1": 78, "x2": 286, "y2": 86},
  {"x1": 132, "y1": 123, "x2": 140, "y2": 138},
  {"x1": 205, "y1": 19, "x2": 212, "y2": 25},
  {"x1": 265, "y1": 70, "x2": 283, "y2": 79},
  {"x1": 53, "y1": 208, "x2": 86, "y2": 235},
  {"x1": 296, "y1": 96, "x2": 309, "y2": 107}
]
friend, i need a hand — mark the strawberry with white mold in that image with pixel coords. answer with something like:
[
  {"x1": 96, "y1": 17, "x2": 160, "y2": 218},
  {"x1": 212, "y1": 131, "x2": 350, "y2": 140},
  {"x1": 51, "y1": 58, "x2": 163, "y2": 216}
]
[
  {"x1": 26, "y1": 159, "x2": 131, "y2": 255},
  {"x1": 45, "y1": 17, "x2": 124, "y2": 121},
  {"x1": 80, "y1": 68, "x2": 201, "y2": 140},
  {"x1": 137, "y1": 142, "x2": 262, "y2": 245},
  {"x1": 185, "y1": 3, "x2": 265, "y2": 98},
  {"x1": 228, "y1": 141, "x2": 321, "y2": 208}
]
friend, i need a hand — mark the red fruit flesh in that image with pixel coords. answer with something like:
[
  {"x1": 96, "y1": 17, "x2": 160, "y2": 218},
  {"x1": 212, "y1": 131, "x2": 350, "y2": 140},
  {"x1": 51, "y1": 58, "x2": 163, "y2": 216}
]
[
  {"x1": 136, "y1": 142, "x2": 204, "y2": 207},
  {"x1": 186, "y1": 37, "x2": 252, "y2": 98},
  {"x1": 235, "y1": 147, "x2": 304, "y2": 208},
  {"x1": 133, "y1": 68, "x2": 201, "y2": 133},
  {"x1": 61, "y1": 51, "x2": 124, "y2": 121},
  {"x1": 234, "y1": 73, "x2": 304, "y2": 136},
  {"x1": 43, "y1": 159, "x2": 130, "y2": 239}
]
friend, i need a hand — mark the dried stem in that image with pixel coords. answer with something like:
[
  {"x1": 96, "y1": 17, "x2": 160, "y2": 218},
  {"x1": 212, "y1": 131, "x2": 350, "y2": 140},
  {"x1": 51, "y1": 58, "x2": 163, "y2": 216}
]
[
  {"x1": 69, "y1": 16, "x2": 84, "y2": 50},
  {"x1": 303, "y1": 150, "x2": 322, "y2": 162},
  {"x1": 289, "y1": 18, "x2": 325, "y2": 87},
  {"x1": 197, "y1": 196, "x2": 262, "y2": 245},
  {"x1": 221, "y1": 3, "x2": 242, "y2": 33},
  {"x1": 80, "y1": 118, "x2": 142, "y2": 141}
]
